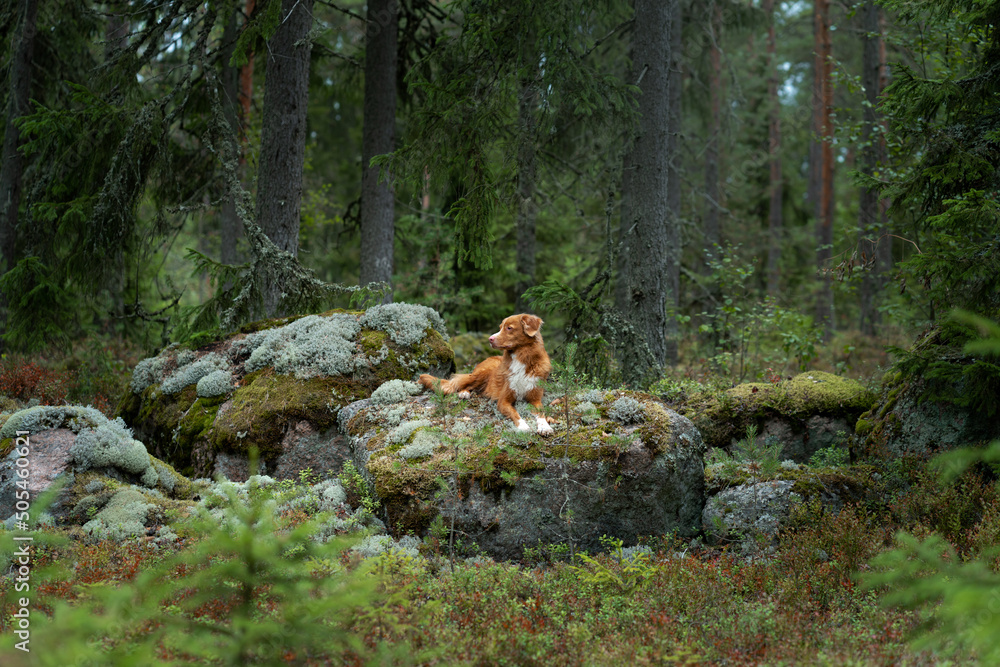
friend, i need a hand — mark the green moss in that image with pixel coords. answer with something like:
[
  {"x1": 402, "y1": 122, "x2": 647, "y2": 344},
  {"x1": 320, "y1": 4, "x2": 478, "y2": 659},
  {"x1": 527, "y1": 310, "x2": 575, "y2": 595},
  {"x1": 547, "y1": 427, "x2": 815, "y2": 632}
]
[
  {"x1": 705, "y1": 462, "x2": 873, "y2": 499},
  {"x1": 855, "y1": 417, "x2": 873, "y2": 436},
  {"x1": 211, "y1": 369, "x2": 349, "y2": 460},
  {"x1": 682, "y1": 371, "x2": 875, "y2": 449}
]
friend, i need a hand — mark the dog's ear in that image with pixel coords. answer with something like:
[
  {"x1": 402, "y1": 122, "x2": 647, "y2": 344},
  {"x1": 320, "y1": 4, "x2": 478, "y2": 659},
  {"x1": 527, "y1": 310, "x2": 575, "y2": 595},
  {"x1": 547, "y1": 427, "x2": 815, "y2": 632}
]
[{"x1": 521, "y1": 314, "x2": 543, "y2": 338}]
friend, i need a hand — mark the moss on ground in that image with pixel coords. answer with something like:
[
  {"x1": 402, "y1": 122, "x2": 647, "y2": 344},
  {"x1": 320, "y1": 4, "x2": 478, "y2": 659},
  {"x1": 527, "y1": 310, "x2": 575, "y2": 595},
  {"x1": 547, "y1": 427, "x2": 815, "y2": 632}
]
[{"x1": 681, "y1": 371, "x2": 875, "y2": 449}]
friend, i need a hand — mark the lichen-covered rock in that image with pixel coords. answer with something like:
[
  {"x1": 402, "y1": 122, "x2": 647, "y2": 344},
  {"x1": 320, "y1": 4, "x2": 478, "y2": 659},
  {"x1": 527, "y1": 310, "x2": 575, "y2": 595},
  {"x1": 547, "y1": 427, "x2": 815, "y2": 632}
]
[
  {"x1": 339, "y1": 389, "x2": 705, "y2": 560},
  {"x1": 857, "y1": 328, "x2": 1000, "y2": 458},
  {"x1": 0, "y1": 405, "x2": 196, "y2": 529},
  {"x1": 702, "y1": 463, "x2": 873, "y2": 554},
  {"x1": 116, "y1": 305, "x2": 454, "y2": 480},
  {"x1": 681, "y1": 371, "x2": 874, "y2": 462}
]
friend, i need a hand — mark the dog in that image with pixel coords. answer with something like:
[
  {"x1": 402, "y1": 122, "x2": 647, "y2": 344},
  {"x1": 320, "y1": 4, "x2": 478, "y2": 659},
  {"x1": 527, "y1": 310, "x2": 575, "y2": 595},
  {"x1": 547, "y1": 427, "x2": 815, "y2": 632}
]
[{"x1": 418, "y1": 314, "x2": 554, "y2": 435}]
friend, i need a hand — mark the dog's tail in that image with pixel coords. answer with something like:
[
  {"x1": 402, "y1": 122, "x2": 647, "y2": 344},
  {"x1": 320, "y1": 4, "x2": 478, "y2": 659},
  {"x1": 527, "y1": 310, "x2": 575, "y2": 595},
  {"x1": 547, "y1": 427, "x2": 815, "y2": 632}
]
[{"x1": 418, "y1": 373, "x2": 472, "y2": 394}]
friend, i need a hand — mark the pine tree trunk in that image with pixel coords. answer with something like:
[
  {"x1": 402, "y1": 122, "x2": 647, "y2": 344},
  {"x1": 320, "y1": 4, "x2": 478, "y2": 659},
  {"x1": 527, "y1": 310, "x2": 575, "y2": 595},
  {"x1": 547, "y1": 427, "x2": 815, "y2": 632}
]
[
  {"x1": 256, "y1": 0, "x2": 314, "y2": 316},
  {"x1": 702, "y1": 2, "x2": 722, "y2": 270},
  {"x1": 360, "y1": 0, "x2": 398, "y2": 301},
  {"x1": 764, "y1": 0, "x2": 783, "y2": 296},
  {"x1": 0, "y1": 0, "x2": 39, "y2": 347},
  {"x1": 514, "y1": 65, "x2": 538, "y2": 314},
  {"x1": 220, "y1": 10, "x2": 244, "y2": 274},
  {"x1": 621, "y1": 0, "x2": 675, "y2": 369},
  {"x1": 858, "y1": 0, "x2": 884, "y2": 336},
  {"x1": 664, "y1": 2, "x2": 682, "y2": 365},
  {"x1": 876, "y1": 11, "x2": 893, "y2": 287},
  {"x1": 813, "y1": 0, "x2": 834, "y2": 339},
  {"x1": 615, "y1": 53, "x2": 634, "y2": 316}
]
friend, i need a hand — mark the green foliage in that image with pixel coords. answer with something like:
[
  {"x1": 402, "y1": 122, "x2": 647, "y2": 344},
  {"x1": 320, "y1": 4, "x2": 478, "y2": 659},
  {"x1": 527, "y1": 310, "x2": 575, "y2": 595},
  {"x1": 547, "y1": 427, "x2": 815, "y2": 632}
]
[
  {"x1": 891, "y1": 316, "x2": 1000, "y2": 417},
  {"x1": 570, "y1": 535, "x2": 655, "y2": 595},
  {"x1": 379, "y1": 0, "x2": 635, "y2": 271},
  {"x1": 339, "y1": 460, "x2": 381, "y2": 517},
  {"x1": 731, "y1": 424, "x2": 783, "y2": 478},
  {"x1": 2, "y1": 471, "x2": 380, "y2": 665},
  {"x1": 695, "y1": 247, "x2": 823, "y2": 381},
  {"x1": 876, "y1": 0, "x2": 1000, "y2": 318},
  {"x1": 0, "y1": 257, "x2": 75, "y2": 352},
  {"x1": 809, "y1": 442, "x2": 850, "y2": 468}
]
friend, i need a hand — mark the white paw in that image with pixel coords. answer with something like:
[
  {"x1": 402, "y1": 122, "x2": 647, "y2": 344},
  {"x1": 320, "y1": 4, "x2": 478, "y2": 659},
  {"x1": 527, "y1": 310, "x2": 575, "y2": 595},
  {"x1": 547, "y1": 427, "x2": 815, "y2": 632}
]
[
  {"x1": 516, "y1": 419, "x2": 531, "y2": 432},
  {"x1": 536, "y1": 417, "x2": 554, "y2": 436},
  {"x1": 458, "y1": 391, "x2": 471, "y2": 399}
]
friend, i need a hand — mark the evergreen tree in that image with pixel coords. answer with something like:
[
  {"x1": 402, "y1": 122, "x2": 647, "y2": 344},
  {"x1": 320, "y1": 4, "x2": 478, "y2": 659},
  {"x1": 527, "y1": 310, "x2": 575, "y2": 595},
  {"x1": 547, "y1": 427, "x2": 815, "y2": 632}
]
[
  {"x1": 877, "y1": 0, "x2": 1000, "y2": 319},
  {"x1": 0, "y1": 0, "x2": 38, "y2": 347}
]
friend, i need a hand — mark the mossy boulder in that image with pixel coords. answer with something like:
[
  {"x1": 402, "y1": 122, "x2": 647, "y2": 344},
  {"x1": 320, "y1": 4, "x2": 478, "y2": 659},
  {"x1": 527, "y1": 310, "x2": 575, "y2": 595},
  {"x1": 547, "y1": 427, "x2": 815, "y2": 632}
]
[
  {"x1": 116, "y1": 304, "x2": 455, "y2": 480},
  {"x1": 681, "y1": 371, "x2": 875, "y2": 462},
  {"x1": 702, "y1": 462, "x2": 876, "y2": 554},
  {"x1": 856, "y1": 328, "x2": 1000, "y2": 458},
  {"x1": 0, "y1": 405, "x2": 197, "y2": 535},
  {"x1": 338, "y1": 388, "x2": 705, "y2": 560}
]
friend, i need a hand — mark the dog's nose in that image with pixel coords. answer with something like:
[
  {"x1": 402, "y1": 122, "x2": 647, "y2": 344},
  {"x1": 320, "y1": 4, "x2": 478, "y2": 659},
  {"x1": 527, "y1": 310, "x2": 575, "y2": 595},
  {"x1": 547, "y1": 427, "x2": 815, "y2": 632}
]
[{"x1": 488, "y1": 334, "x2": 496, "y2": 342}]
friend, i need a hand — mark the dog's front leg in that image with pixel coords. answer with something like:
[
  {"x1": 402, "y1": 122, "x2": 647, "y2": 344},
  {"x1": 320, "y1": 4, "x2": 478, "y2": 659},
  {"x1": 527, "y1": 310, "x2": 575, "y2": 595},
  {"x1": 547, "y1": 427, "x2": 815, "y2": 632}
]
[{"x1": 525, "y1": 388, "x2": 553, "y2": 436}]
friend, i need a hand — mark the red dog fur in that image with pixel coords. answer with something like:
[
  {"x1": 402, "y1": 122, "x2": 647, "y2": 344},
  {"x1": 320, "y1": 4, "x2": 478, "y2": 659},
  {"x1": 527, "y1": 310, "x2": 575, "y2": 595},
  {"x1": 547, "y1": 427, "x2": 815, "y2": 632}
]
[{"x1": 418, "y1": 314, "x2": 554, "y2": 435}]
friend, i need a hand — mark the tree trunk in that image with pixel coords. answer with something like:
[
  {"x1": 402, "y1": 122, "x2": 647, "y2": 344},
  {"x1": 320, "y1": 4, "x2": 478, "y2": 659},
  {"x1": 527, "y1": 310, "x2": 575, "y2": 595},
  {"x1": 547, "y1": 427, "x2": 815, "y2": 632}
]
[
  {"x1": 220, "y1": 9, "x2": 244, "y2": 275},
  {"x1": 813, "y1": 0, "x2": 834, "y2": 339},
  {"x1": 256, "y1": 0, "x2": 314, "y2": 316},
  {"x1": 764, "y1": 0, "x2": 783, "y2": 296},
  {"x1": 620, "y1": 0, "x2": 675, "y2": 369},
  {"x1": 702, "y1": 2, "x2": 722, "y2": 270},
  {"x1": 877, "y1": 10, "x2": 893, "y2": 286},
  {"x1": 615, "y1": 51, "x2": 634, "y2": 316},
  {"x1": 514, "y1": 48, "x2": 538, "y2": 313},
  {"x1": 0, "y1": 0, "x2": 39, "y2": 347},
  {"x1": 858, "y1": 0, "x2": 885, "y2": 336},
  {"x1": 664, "y1": 1, "x2": 682, "y2": 365},
  {"x1": 360, "y1": 0, "x2": 398, "y2": 301}
]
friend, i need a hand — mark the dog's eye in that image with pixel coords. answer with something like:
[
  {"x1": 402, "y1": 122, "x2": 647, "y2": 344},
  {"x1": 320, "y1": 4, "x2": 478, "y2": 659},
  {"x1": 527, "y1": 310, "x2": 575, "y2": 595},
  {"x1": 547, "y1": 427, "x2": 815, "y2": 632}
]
[{"x1": 507, "y1": 326, "x2": 513, "y2": 330}]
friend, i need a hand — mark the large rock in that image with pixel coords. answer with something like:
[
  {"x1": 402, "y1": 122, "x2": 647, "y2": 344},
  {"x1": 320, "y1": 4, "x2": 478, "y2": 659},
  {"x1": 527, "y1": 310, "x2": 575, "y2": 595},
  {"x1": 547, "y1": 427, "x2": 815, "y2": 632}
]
[
  {"x1": 857, "y1": 327, "x2": 1000, "y2": 458},
  {"x1": 680, "y1": 371, "x2": 874, "y2": 463},
  {"x1": 702, "y1": 461, "x2": 873, "y2": 554},
  {"x1": 338, "y1": 387, "x2": 705, "y2": 560},
  {"x1": 116, "y1": 304, "x2": 454, "y2": 480},
  {"x1": 0, "y1": 405, "x2": 193, "y2": 539}
]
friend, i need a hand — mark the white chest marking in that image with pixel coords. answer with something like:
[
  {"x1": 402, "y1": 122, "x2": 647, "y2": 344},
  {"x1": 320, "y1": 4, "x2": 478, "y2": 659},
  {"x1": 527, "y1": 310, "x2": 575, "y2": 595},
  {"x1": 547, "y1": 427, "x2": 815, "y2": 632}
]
[{"x1": 507, "y1": 357, "x2": 538, "y2": 399}]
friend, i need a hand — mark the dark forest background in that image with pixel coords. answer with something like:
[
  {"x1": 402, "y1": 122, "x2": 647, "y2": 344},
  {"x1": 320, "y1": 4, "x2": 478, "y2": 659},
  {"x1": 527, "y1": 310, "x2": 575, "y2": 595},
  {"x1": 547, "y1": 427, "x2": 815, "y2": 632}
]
[{"x1": 1, "y1": 0, "x2": 998, "y2": 388}]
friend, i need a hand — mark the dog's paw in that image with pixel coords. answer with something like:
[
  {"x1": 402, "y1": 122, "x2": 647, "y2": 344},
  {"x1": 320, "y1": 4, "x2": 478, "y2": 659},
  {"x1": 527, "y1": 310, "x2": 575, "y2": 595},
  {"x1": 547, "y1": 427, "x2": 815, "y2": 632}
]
[
  {"x1": 536, "y1": 417, "x2": 554, "y2": 436},
  {"x1": 516, "y1": 419, "x2": 531, "y2": 432},
  {"x1": 458, "y1": 390, "x2": 471, "y2": 399}
]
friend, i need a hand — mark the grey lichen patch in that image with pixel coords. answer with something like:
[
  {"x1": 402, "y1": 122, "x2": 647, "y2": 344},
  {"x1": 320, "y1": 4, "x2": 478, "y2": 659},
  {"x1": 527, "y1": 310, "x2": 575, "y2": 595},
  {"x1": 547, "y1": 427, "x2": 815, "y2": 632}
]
[
  {"x1": 358, "y1": 303, "x2": 448, "y2": 346},
  {"x1": 239, "y1": 313, "x2": 362, "y2": 378},
  {"x1": 608, "y1": 396, "x2": 645, "y2": 424},
  {"x1": 82, "y1": 487, "x2": 156, "y2": 542},
  {"x1": 370, "y1": 379, "x2": 421, "y2": 405},
  {"x1": 196, "y1": 369, "x2": 233, "y2": 398},
  {"x1": 161, "y1": 353, "x2": 228, "y2": 394}
]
